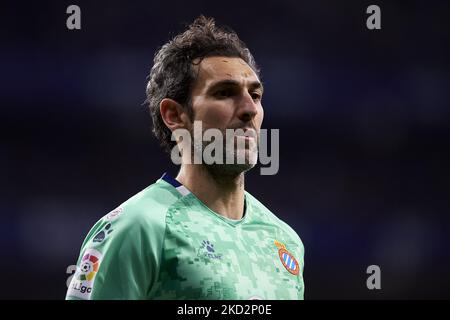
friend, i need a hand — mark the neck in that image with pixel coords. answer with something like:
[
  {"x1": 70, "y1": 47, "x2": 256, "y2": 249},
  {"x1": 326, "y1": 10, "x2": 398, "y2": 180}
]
[{"x1": 176, "y1": 164, "x2": 245, "y2": 220}]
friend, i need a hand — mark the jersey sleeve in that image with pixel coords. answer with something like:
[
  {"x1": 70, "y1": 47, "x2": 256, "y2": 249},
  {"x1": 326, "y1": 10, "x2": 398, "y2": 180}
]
[{"x1": 65, "y1": 206, "x2": 166, "y2": 300}]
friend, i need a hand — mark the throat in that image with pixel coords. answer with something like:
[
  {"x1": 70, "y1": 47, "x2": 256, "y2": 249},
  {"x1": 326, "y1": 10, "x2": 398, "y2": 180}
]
[{"x1": 176, "y1": 165, "x2": 246, "y2": 220}]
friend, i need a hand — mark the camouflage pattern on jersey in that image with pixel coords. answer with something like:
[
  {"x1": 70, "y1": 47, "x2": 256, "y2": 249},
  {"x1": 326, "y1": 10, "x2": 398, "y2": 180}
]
[{"x1": 66, "y1": 173, "x2": 304, "y2": 300}]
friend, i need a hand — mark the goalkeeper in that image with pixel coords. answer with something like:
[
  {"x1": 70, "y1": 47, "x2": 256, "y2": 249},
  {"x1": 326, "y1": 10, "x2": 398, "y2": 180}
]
[{"x1": 66, "y1": 15, "x2": 305, "y2": 300}]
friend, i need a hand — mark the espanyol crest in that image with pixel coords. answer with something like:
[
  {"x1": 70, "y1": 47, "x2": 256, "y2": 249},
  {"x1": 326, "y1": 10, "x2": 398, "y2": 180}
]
[{"x1": 274, "y1": 240, "x2": 299, "y2": 276}]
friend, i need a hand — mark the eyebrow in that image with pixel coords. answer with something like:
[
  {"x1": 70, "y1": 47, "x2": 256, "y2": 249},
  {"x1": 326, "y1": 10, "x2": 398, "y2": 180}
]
[{"x1": 207, "y1": 79, "x2": 264, "y2": 94}]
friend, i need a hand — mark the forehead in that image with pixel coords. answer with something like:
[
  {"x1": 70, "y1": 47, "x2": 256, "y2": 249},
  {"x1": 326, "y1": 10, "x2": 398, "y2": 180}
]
[{"x1": 192, "y1": 56, "x2": 259, "y2": 93}]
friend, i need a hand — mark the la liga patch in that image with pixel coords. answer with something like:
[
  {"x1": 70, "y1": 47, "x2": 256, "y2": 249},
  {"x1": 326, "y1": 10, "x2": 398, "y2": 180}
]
[{"x1": 67, "y1": 248, "x2": 103, "y2": 299}]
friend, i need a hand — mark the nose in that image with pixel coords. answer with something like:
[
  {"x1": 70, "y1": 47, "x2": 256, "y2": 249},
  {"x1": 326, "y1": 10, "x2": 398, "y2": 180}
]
[{"x1": 237, "y1": 91, "x2": 259, "y2": 123}]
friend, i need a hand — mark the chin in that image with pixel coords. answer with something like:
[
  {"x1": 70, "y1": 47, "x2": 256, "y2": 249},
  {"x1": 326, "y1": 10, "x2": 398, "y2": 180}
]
[{"x1": 205, "y1": 162, "x2": 256, "y2": 178}]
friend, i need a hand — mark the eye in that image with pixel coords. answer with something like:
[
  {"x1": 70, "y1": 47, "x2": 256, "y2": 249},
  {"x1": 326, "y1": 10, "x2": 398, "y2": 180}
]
[
  {"x1": 250, "y1": 91, "x2": 262, "y2": 101},
  {"x1": 214, "y1": 88, "x2": 233, "y2": 99}
]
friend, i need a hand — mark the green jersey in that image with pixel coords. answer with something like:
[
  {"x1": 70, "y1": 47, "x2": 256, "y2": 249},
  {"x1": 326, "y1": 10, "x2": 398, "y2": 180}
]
[{"x1": 66, "y1": 173, "x2": 305, "y2": 300}]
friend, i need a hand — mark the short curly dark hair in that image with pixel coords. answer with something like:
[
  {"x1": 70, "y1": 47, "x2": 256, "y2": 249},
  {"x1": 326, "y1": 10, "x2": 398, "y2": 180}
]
[{"x1": 145, "y1": 15, "x2": 260, "y2": 153}]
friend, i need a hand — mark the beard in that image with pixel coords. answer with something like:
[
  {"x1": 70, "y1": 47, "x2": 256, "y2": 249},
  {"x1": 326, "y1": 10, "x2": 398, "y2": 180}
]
[{"x1": 190, "y1": 125, "x2": 259, "y2": 178}]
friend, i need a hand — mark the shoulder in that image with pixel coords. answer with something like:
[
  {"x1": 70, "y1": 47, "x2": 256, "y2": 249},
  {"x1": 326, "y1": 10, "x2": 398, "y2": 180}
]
[
  {"x1": 245, "y1": 191, "x2": 304, "y2": 249},
  {"x1": 83, "y1": 179, "x2": 183, "y2": 249},
  {"x1": 67, "y1": 179, "x2": 183, "y2": 300},
  {"x1": 118, "y1": 179, "x2": 182, "y2": 226}
]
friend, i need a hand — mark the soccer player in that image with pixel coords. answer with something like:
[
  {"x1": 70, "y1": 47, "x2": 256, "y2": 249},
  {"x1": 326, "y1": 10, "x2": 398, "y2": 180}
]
[{"x1": 66, "y1": 16, "x2": 305, "y2": 300}]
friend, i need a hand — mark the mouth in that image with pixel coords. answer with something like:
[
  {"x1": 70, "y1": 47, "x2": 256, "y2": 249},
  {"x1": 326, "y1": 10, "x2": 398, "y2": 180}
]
[
  {"x1": 239, "y1": 136, "x2": 255, "y2": 141},
  {"x1": 234, "y1": 128, "x2": 257, "y2": 139},
  {"x1": 233, "y1": 129, "x2": 258, "y2": 150}
]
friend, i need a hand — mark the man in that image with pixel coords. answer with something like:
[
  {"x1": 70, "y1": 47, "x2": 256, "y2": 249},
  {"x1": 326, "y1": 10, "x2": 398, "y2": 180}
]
[{"x1": 66, "y1": 16, "x2": 304, "y2": 300}]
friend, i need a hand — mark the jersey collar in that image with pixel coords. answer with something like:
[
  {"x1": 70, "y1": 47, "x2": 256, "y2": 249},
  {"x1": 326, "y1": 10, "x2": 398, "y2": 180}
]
[
  {"x1": 161, "y1": 172, "x2": 191, "y2": 196},
  {"x1": 160, "y1": 172, "x2": 250, "y2": 225}
]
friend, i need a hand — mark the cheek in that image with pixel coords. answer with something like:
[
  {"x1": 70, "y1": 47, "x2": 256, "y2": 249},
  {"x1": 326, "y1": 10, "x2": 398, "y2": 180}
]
[
  {"x1": 256, "y1": 104, "x2": 264, "y2": 126},
  {"x1": 194, "y1": 102, "x2": 233, "y2": 128}
]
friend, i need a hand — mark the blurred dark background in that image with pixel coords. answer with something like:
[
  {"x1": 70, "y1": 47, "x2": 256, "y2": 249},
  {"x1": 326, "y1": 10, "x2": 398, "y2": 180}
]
[{"x1": 1, "y1": 0, "x2": 449, "y2": 299}]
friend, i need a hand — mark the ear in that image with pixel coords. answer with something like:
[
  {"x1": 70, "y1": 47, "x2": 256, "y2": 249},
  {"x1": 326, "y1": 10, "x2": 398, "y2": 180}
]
[{"x1": 159, "y1": 98, "x2": 191, "y2": 131}]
